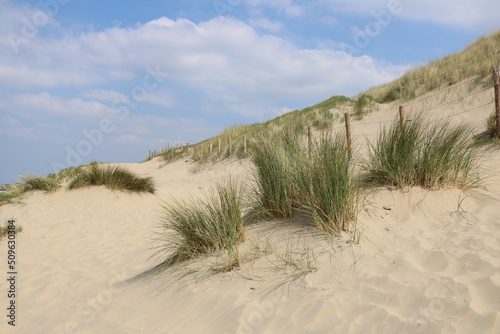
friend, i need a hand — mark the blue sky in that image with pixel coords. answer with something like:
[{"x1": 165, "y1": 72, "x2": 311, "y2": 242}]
[{"x1": 1, "y1": 0, "x2": 499, "y2": 184}]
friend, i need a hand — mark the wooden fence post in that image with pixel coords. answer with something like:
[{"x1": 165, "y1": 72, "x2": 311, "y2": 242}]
[
  {"x1": 344, "y1": 113, "x2": 352, "y2": 159},
  {"x1": 218, "y1": 139, "x2": 221, "y2": 156},
  {"x1": 493, "y1": 66, "x2": 500, "y2": 137},
  {"x1": 229, "y1": 137, "x2": 232, "y2": 156},
  {"x1": 399, "y1": 106, "x2": 405, "y2": 131},
  {"x1": 243, "y1": 135, "x2": 247, "y2": 154},
  {"x1": 307, "y1": 126, "x2": 313, "y2": 157},
  {"x1": 209, "y1": 142, "x2": 213, "y2": 154}
]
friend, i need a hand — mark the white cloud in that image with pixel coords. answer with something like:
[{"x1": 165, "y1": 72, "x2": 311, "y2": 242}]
[
  {"x1": 318, "y1": 0, "x2": 500, "y2": 30},
  {"x1": 249, "y1": 17, "x2": 285, "y2": 32},
  {"x1": 11, "y1": 93, "x2": 117, "y2": 119},
  {"x1": 1, "y1": 15, "x2": 403, "y2": 105}
]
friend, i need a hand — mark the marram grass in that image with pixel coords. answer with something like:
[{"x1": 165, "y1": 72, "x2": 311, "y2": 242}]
[
  {"x1": 160, "y1": 179, "x2": 244, "y2": 266},
  {"x1": 68, "y1": 162, "x2": 155, "y2": 193},
  {"x1": 20, "y1": 175, "x2": 60, "y2": 193},
  {"x1": 365, "y1": 114, "x2": 482, "y2": 190},
  {"x1": 249, "y1": 128, "x2": 358, "y2": 235}
]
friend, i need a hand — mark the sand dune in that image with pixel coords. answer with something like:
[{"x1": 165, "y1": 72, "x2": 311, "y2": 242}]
[{"x1": 1, "y1": 82, "x2": 499, "y2": 333}]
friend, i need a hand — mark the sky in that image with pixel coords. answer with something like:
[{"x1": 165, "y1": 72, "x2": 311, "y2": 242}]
[{"x1": 1, "y1": 0, "x2": 499, "y2": 184}]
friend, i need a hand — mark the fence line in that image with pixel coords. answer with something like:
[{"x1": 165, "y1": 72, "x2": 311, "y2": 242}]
[{"x1": 146, "y1": 70, "x2": 499, "y2": 161}]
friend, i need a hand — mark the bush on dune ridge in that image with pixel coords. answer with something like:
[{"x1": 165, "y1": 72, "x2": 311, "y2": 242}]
[
  {"x1": 20, "y1": 175, "x2": 61, "y2": 193},
  {"x1": 68, "y1": 162, "x2": 155, "y2": 193}
]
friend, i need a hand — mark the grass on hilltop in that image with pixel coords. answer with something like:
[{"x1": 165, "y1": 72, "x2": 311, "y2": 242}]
[
  {"x1": 364, "y1": 115, "x2": 482, "y2": 190},
  {"x1": 364, "y1": 30, "x2": 500, "y2": 103},
  {"x1": 0, "y1": 188, "x2": 24, "y2": 206},
  {"x1": 0, "y1": 175, "x2": 61, "y2": 206},
  {"x1": 20, "y1": 175, "x2": 61, "y2": 193},
  {"x1": 159, "y1": 179, "x2": 244, "y2": 268},
  {"x1": 68, "y1": 162, "x2": 155, "y2": 193}
]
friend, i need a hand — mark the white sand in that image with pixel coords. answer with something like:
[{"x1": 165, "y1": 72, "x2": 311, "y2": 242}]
[{"x1": 1, "y1": 81, "x2": 499, "y2": 334}]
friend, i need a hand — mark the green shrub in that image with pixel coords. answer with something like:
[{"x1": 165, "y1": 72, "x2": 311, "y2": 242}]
[
  {"x1": 365, "y1": 115, "x2": 482, "y2": 189},
  {"x1": 160, "y1": 180, "x2": 244, "y2": 266},
  {"x1": 20, "y1": 175, "x2": 60, "y2": 192},
  {"x1": 68, "y1": 162, "x2": 155, "y2": 193}
]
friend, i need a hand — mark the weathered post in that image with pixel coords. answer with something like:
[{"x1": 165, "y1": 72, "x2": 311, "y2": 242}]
[
  {"x1": 243, "y1": 135, "x2": 247, "y2": 154},
  {"x1": 218, "y1": 139, "x2": 222, "y2": 156},
  {"x1": 344, "y1": 113, "x2": 352, "y2": 159},
  {"x1": 493, "y1": 66, "x2": 500, "y2": 137},
  {"x1": 399, "y1": 106, "x2": 405, "y2": 131}
]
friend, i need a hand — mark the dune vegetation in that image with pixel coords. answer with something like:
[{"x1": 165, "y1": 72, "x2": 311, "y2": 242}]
[
  {"x1": 364, "y1": 115, "x2": 482, "y2": 190},
  {"x1": 364, "y1": 30, "x2": 500, "y2": 103},
  {"x1": 68, "y1": 162, "x2": 155, "y2": 193},
  {"x1": 160, "y1": 179, "x2": 244, "y2": 267},
  {"x1": 248, "y1": 128, "x2": 357, "y2": 235},
  {"x1": 154, "y1": 32, "x2": 500, "y2": 267},
  {"x1": 20, "y1": 175, "x2": 61, "y2": 193}
]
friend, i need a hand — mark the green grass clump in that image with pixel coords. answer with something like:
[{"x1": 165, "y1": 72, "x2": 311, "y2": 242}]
[
  {"x1": 68, "y1": 162, "x2": 155, "y2": 193},
  {"x1": 486, "y1": 112, "x2": 498, "y2": 137},
  {"x1": 20, "y1": 175, "x2": 60, "y2": 192},
  {"x1": 249, "y1": 130, "x2": 303, "y2": 220},
  {"x1": 354, "y1": 94, "x2": 374, "y2": 119},
  {"x1": 0, "y1": 175, "x2": 60, "y2": 206},
  {"x1": 160, "y1": 180, "x2": 244, "y2": 266},
  {"x1": 250, "y1": 129, "x2": 357, "y2": 235},
  {"x1": 0, "y1": 188, "x2": 24, "y2": 206},
  {"x1": 300, "y1": 134, "x2": 357, "y2": 234},
  {"x1": 365, "y1": 115, "x2": 482, "y2": 190}
]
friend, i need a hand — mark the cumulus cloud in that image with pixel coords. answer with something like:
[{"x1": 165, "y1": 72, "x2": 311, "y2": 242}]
[{"x1": 2, "y1": 15, "x2": 405, "y2": 109}]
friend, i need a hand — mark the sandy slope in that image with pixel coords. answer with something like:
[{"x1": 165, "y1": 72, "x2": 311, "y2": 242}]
[{"x1": 1, "y1": 81, "x2": 499, "y2": 334}]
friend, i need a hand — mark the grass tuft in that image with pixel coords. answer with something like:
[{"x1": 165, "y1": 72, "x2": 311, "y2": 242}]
[
  {"x1": 300, "y1": 134, "x2": 358, "y2": 234},
  {"x1": 249, "y1": 129, "x2": 358, "y2": 235},
  {"x1": 20, "y1": 175, "x2": 60, "y2": 193},
  {"x1": 68, "y1": 162, "x2": 155, "y2": 193},
  {"x1": 364, "y1": 115, "x2": 482, "y2": 190},
  {"x1": 160, "y1": 179, "x2": 244, "y2": 266},
  {"x1": 486, "y1": 112, "x2": 498, "y2": 137}
]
